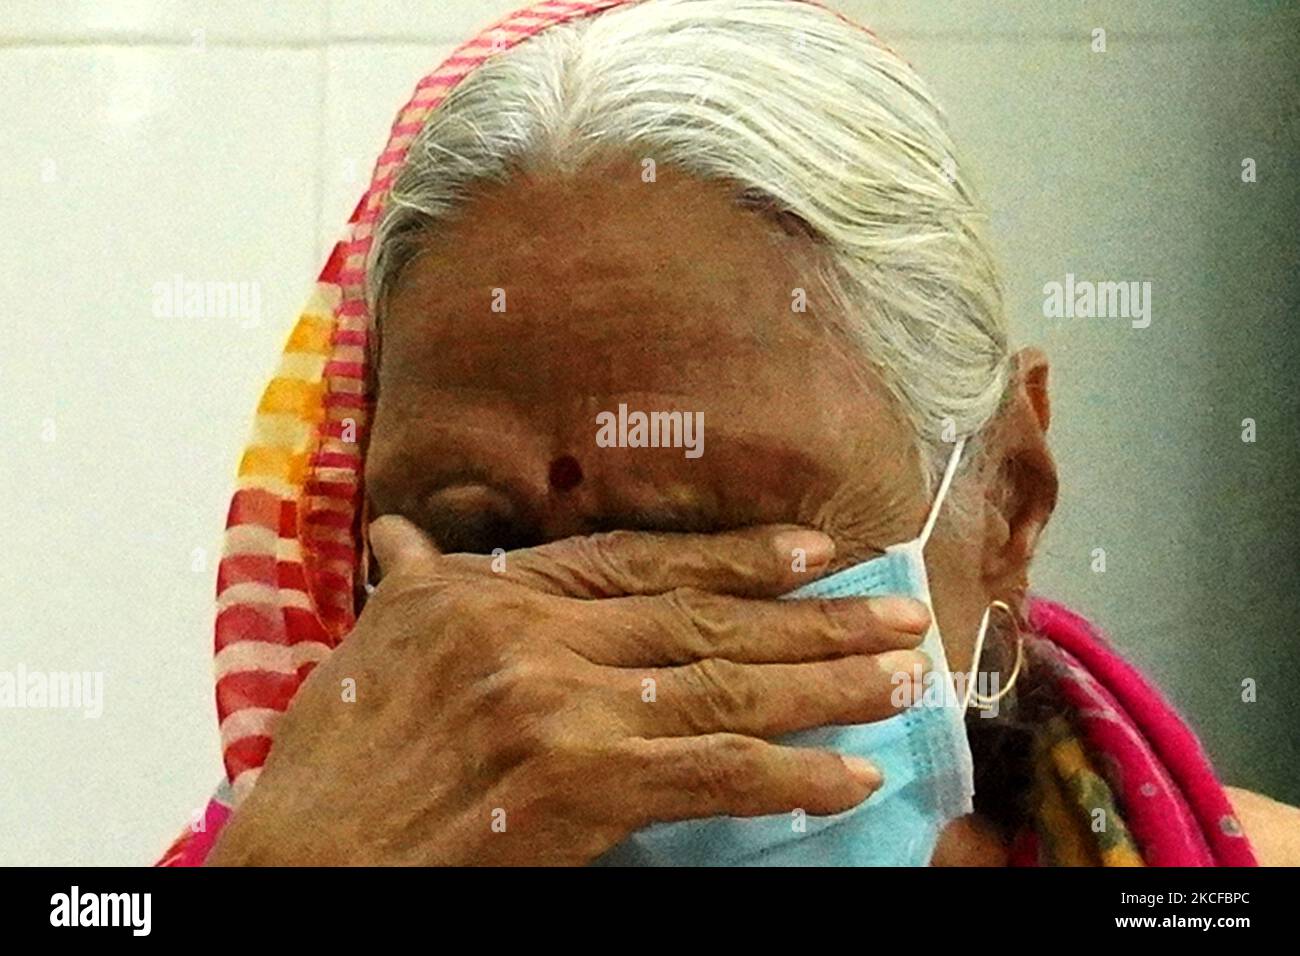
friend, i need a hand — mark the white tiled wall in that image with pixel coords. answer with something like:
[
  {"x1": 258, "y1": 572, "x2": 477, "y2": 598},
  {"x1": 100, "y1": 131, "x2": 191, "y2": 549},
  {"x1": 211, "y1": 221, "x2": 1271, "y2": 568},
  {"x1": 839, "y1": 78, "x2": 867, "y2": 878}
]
[{"x1": 2, "y1": 1, "x2": 1297, "y2": 865}]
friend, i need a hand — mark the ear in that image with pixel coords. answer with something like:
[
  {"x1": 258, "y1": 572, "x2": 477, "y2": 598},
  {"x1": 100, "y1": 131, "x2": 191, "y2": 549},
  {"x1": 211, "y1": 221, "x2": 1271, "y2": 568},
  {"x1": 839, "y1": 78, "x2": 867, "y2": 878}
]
[{"x1": 980, "y1": 347, "x2": 1058, "y2": 595}]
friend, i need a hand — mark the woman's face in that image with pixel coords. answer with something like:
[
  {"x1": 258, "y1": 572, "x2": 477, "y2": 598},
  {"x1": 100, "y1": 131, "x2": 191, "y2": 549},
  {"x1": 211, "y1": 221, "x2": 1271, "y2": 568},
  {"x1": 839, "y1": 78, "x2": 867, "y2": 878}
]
[{"x1": 364, "y1": 156, "x2": 1056, "y2": 671}]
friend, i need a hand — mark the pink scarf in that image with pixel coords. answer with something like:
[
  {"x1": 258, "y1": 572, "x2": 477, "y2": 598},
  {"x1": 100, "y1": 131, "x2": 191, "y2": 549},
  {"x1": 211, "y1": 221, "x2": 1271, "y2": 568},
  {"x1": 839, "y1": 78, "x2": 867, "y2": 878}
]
[{"x1": 1012, "y1": 598, "x2": 1257, "y2": 866}]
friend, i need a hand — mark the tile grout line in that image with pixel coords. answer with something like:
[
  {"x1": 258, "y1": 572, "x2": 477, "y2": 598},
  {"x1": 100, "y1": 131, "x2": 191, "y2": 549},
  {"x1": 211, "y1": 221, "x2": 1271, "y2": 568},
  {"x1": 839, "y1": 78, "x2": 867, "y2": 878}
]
[{"x1": 0, "y1": 28, "x2": 1290, "y2": 50}]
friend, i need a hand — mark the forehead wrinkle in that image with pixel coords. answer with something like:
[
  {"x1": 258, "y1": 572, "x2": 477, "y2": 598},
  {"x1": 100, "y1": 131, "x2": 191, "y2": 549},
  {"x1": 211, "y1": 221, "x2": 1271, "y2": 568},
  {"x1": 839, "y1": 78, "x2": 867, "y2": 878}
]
[
  {"x1": 384, "y1": 166, "x2": 823, "y2": 342},
  {"x1": 369, "y1": 161, "x2": 922, "y2": 561}
]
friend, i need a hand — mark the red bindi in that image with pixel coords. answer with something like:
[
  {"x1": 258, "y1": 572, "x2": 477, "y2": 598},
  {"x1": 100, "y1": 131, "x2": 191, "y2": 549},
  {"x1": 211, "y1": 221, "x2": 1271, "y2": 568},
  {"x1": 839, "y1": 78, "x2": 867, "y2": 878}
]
[{"x1": 547, "y1": 454, "x2": 584, "y2": 492}]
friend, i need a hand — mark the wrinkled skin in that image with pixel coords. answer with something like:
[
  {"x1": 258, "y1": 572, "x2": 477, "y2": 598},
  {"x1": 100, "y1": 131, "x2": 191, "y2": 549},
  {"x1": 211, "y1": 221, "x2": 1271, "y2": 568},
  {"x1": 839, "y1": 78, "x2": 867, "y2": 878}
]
[
  {"x1": 208, "y1": 157, "x2": 1298, "y2": 866},
  {"x1": 212, "y1": 520, "x2": 933, "y2": 865}
]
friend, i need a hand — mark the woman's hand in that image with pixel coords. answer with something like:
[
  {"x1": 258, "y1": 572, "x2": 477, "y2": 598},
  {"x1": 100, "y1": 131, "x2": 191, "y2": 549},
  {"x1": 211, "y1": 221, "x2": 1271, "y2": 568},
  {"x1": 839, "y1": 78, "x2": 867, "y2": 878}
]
[{"x1": 205, "y1": 516, "x2": 930, "y2": 866}]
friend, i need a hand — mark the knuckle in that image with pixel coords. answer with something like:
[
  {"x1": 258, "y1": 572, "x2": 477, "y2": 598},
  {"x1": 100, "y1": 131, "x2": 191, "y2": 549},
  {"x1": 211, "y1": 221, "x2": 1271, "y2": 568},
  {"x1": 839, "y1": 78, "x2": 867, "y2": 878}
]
[
  {"x1": 522, "y1": 531, "x2": 643, "y2": 595},
  {"x1": 687, "y1": 735, "x2": 759, "y2": 802},
  {"x1": 478, "y1": 706, "x2": 578, "y2": 780},
  {"x1": 476, "y1": 656, "x2": 554, "y2": 717},
  {"x1": 710, "y1": 529, "x2": 769, "y2": 581},
  {"x1": 447, "y1": 587, "x2": 545, "y2": 660},
  {"x1": 589, "y1": 528, "x2": 640, "y2": 554},
  {"x1": 438, "y1": 582, "x2": 487, "y2": 624},
  {"x1": 809, "y1": 599, "x2": 854, "y2": 643},
  {"x1": 499, "y1": 758, "x2": 572, "y2": 824},
  {"x1": 659, "y1": 587, "x2": 717, "y2": 655},
  {"x1": 677, "y1": 657, "x2": 754, "y2": 728},
  {"x1": 475, "y1": 646, "x2": 598, "y2": 728},
  {"x1": 580, "y1": 530, "x2": 641, "y2": 581},
  {"x1": 510, "y1": 712, "x2": 566, "y2": 755},
  {"x1": 837, "y1": 657, "x2": 892, "y2": 720}
]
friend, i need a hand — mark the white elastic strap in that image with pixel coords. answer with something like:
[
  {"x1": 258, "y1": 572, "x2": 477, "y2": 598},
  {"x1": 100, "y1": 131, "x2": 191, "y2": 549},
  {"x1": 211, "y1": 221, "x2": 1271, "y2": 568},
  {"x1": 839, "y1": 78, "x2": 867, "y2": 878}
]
[
  {"x1": 918, "y1": 436, "x2": 966, "y2": 549},
  {"x1": 962, "y1": 602, "x2": 993, "y2": 711}
]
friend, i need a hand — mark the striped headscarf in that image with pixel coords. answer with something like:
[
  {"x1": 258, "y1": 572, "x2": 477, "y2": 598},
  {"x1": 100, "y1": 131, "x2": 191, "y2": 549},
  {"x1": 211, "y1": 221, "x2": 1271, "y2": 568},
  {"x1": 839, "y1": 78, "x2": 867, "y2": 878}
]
[
  {"x1": 159, "y1": 0, "x2": 1256, "y2": 866},
  {"x1": 213, "y1": 0, "x2": 640, "y2": 810}
]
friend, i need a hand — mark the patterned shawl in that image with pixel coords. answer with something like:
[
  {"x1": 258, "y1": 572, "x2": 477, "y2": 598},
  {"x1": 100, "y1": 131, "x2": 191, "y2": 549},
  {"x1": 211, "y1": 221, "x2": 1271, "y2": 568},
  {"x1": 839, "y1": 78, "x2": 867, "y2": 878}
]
[{"x1": 157, "y1": 0, "x2": 1256, "y2": 867}]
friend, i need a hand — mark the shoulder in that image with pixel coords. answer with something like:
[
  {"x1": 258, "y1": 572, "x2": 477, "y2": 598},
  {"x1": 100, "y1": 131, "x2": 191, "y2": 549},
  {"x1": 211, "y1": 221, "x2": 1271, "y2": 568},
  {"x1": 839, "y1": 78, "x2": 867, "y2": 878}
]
[{"x1": 1225, "y1": 787, "x2": 1300, "y2": 866}]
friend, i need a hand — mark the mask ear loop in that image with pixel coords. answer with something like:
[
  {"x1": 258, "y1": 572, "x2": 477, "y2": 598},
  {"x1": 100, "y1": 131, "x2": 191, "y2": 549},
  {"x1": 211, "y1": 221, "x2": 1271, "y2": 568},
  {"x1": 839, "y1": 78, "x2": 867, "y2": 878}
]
[
  {"x1": 963, "y1": 600, "x2": 1024, "y2": 711},
  {"x1": 918, "y1": 437, "x2": 967, "y2": 550}
]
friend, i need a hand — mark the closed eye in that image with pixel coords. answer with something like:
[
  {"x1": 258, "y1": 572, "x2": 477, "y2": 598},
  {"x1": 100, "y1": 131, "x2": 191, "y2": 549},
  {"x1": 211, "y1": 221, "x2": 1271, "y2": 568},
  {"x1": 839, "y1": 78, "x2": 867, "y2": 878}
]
[{"x1": 411, "y1": 484, "x2": 540, "y2": 555}]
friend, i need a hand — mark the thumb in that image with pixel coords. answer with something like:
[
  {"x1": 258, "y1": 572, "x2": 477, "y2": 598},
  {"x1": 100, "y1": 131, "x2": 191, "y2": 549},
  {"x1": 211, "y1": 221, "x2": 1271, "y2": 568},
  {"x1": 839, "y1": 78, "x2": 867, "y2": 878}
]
[{"x1": 368, "y1": 514, "x2": 443, "y2": 577}]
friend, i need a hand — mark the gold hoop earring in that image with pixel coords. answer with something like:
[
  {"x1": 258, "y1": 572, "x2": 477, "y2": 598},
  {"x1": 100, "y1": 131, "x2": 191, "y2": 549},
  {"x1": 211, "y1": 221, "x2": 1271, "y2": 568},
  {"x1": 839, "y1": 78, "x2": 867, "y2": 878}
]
[{"x1": 963, "y1": 599, "x2": 1024, "y2": 711}]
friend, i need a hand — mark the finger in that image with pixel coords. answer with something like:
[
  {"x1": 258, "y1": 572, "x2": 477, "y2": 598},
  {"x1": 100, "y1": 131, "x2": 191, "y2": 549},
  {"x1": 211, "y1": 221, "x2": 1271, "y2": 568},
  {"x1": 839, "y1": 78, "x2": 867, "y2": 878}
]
[
  {"x1": 499, "y1": 524, "x2": 836, "y2": 599},
  {"x1": 616, "y1": 734, "x2": 883, "y2": 822},
  {"x1": 612, "y1": 649, "x2": 930, "y2": 739},
  {"x1": 368, "y1": 514, "x2": 444, "y2": 577},
  {"x1": 557, "y1": 591, "x2": 930, "y2": 666}
]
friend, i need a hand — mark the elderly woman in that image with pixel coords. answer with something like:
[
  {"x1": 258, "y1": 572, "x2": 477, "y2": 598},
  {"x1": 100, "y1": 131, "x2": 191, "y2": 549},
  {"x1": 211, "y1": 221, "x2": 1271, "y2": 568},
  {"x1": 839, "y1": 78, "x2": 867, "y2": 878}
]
[{"x1": 163, "y1": 0, "x2": 1297, "y2": 866}]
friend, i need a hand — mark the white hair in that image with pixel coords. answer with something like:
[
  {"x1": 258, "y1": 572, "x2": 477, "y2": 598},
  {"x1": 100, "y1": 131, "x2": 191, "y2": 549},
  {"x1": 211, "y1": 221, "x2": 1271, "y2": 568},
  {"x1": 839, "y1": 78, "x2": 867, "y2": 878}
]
[{"x1": 369, "y1": 0, "x2": 1010, "y2": 493}]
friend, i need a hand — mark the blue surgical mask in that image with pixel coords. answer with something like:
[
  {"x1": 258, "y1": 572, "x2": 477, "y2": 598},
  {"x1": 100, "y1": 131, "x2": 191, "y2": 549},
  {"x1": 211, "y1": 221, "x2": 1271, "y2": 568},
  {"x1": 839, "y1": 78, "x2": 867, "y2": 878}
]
[{"x1": 595, "y1": 439, "x2": 974, "y2": 866}]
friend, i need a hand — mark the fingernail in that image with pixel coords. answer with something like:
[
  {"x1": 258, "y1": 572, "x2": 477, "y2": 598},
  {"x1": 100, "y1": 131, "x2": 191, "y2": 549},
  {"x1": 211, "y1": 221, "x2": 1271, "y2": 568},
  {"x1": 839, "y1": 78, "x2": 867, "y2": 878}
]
[
  {"x1": 774, "y1": 529, "x2": 834, "y2": 571},
  {"x1": 873, "y1": 597, "x2": 931, "y2": 631},
  {"x1": 841, "y1": 756, "x2": 884, "y2": 789}
]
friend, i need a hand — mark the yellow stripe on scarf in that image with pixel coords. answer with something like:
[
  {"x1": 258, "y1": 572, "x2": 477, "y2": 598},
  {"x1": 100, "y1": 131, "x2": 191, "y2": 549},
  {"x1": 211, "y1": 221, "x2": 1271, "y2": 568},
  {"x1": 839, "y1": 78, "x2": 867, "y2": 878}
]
[
  {"x1": 233, "y1": 288, "x2": 341, "y2": 494},
  {"x1": 1032, "y1": 715, "x2": 1145, "y2": 866},
  {"x1": 285, "y1": 313, "x2": 334, "y2": 355}
]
